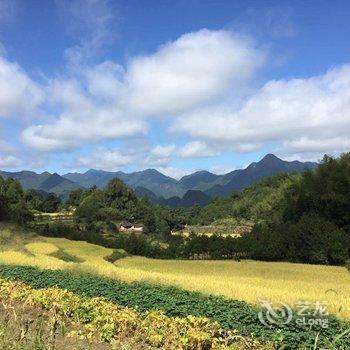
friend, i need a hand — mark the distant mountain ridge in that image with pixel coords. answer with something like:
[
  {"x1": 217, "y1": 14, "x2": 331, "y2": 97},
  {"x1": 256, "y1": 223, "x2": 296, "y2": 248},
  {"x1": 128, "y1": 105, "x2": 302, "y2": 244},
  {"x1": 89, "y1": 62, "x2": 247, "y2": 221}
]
[
  {"x1": 203, "y1": 154, "x2": 318, "y2": 197},
  {"x1": 63, "y1": 153, "x2": 317, "y2": 201},
  {"x1": 64, "y1": 168, "x2": 186, "y2": 198},
  {"x1": 1, "y1": 154, "x2": 318, "y2": 202},
  {"x1": 0, "y1": 170, "x2": 83, "y2": 198}
]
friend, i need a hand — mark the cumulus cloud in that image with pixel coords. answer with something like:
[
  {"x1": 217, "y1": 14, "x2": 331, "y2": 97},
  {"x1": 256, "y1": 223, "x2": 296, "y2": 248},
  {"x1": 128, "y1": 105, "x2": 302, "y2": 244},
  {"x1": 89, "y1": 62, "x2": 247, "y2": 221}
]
[
  {"x1": 177, "y1": 141, "x2": 218, "y2": 158},
  {"x1": 171, "y1": 64, "x2": 350, "y2": 157},
  {"x1": 0, "y1": 57, "x2": 43, "y2": 118},
  {"x1": 76, "y1": 148, "x2": 132, "y2": 171},
  {"x1": 155, "y1": 166, "x2": 195, "y2": 180},
  {"x1": 0, "y1": 154, "x2": 21, "y2": 168},
  {"x1": 143, "y1": 141, "x2": 219, "y2": 162},
  {"x1": 85, "y1": 61, "x2": 124, "y2": 101},
  {"x1": 150, "y1": 144, "x2": 176, "y2": 158},
  {"x1": 21, "y1": 79, "x2": 147, "y2": 151},
  {"x1": 22, "y1": 28, "x2": 263, "y2": 152},
  {"x1": 124, "y1": 29, "x2": 264, "y2": 116},
  {"x1": 282, "y1": 137, "x2": 350, "y2": 154}
]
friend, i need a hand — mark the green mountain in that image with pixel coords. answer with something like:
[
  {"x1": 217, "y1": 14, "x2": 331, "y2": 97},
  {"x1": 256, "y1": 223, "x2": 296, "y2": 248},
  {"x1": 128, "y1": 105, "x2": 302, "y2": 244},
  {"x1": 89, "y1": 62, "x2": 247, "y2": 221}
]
[
  {"x1": 193, "y1": 172, "x2": 300, "y2": 224},
  {"x1": 0, "y1": 171, "x2": 83, "y2": 198},
  {"x1": 179, "y1": 171, "x2": 220, "y2": 191},
  {"x1": 161, "y1": 190, "x2": 211, "y2": 208},
  {"x1": 134, "y1": 186, "x2": 160, "y2": 203},
  {"x1": 63, "y1": 169, "x2": 123, "y2": 188},
  {"x1": 64, "y1": 168, "x2": 186, "y2": 198},
  {"x1": 1, "y1": 154, "x2": 318, "y2": 203},
  {"x1": 204, "y1": 154, "x2": 317, "y2": 197},
  {"x1": 0, "y1": 170, "x2": 51, "y2": 189},
  {"x1": 63, "y1": 154, "x2": 317, "y2": 199}
]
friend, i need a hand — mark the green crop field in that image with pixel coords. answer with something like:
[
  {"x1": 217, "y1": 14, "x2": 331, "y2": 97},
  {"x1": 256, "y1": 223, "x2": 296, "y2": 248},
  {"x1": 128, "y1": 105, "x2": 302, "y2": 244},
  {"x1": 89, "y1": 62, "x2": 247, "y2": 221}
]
[{"x1": 0, "y1": 224, "x2": 349, "y2": 321}]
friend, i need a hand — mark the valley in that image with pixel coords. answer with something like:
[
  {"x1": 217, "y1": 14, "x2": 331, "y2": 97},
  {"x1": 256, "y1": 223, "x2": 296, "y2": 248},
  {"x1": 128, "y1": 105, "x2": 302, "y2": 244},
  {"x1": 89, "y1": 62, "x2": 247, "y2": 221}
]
[
  {"x1": 2, "y1": 223, "x2": 349, "y2": 320},
  {"x1": 1, "y1": 153, "x2": 350, "y2": 349}
]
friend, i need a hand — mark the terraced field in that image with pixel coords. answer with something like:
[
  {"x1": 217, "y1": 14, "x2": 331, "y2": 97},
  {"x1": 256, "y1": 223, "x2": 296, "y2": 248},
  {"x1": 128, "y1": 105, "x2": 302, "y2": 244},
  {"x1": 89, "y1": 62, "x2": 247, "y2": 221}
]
[{"x1": 0, "y1": 225, "x2": 349, "y2": 320}]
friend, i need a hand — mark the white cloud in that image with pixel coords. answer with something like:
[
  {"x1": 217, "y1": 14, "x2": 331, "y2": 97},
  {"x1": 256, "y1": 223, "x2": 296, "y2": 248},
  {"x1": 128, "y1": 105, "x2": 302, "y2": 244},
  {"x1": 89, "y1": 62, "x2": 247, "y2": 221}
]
[
  {"x1": 209, "y1": 165, "x2": 236, "y2": 175},
  {"x1": 0, "y1": 137, "x2": 21, "y2": 168},
  {"x1": 139, "y1": 144, "x2": 177, "y2": 167},
  {"x1": 22, "y1": 28, "x2": 263, "y2": 152},
  {"x1": 178, "y1": 141, "x2": 218, "y2": 158},
  {"x1": 171, "y1": 64, "x2": 350, "y2": 156},
  {"x1": 0, "y1": 57, "x2": 43, "y2": 118},
  {"x1": 124, "y1": 29, "x2": 264, "y2": 116},
  {"x1": 21, "y1": 78, "x2": 147, "y2": 151},
  {"x1": 283, "y1": 136, "x2": 350, "y2": 154},
  {"x1": 151, "y1": 144, "x2": 176, "y2": 158},
  {"x1": 0, "y1": 154, "x2": 21, "y2": 168},
  {"x1": 76, "y1": 148, "x2": 132, "y2": 171},
  {"x1": 155, "y1": 166, "x2": 195, "y2": 180},
  {"x1": 85, "y1": 61, "x2": 124, "y2": 101}
]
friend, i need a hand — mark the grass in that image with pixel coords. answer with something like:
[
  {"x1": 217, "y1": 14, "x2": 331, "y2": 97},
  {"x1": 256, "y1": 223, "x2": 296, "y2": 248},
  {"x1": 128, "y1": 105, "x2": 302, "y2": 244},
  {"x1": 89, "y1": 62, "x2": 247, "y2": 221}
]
[{"x1": 0, "y1": 223, "x2": 350, "y2": 320}]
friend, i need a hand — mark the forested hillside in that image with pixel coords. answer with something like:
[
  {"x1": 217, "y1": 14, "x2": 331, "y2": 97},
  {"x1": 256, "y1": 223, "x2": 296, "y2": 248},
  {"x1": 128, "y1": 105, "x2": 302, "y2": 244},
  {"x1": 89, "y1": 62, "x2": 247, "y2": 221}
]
[
  {"x1": 188, "y1": 173, "x2": 298, "y2": 225},
  {"x1": 242, "y1": 154, "x2": 350, "y2": 264},
  {"x1": 1, "y1": 153, "x2": 350, "y2": 266}
]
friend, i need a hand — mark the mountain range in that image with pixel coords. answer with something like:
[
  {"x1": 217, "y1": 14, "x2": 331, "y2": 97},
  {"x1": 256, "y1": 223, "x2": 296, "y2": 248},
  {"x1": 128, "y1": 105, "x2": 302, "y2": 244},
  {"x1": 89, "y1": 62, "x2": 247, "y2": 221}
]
[
  {"x1": 0, "y1": 170, "x2": 84, "y2": 198},
  {"x1": 0, "y1": 154, "x2": 318, "y2": 206}
]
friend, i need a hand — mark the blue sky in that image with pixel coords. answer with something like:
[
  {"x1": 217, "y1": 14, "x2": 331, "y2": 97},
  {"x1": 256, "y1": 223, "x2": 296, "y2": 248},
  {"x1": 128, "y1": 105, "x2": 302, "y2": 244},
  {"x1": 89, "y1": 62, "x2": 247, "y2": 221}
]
[{"x1": 0, "y1": 0, "x2": 350, "y2": 178}]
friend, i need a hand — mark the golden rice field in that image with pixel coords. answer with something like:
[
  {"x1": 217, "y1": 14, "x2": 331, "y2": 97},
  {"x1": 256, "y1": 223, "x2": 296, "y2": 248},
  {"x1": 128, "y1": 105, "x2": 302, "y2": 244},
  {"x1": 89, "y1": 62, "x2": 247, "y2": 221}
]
[{"x1": 0, "y1": 224, "x2": 349, "y2": 320}]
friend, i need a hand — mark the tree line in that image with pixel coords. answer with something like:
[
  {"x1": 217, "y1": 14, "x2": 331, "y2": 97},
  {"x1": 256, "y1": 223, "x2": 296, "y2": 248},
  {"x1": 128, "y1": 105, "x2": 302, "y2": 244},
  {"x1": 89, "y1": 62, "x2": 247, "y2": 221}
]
[
  {"x1": 2, "y1": 153, "x2": 350, "y2": 265},
  {"x1": 241, "y1": 154, "x2": 350, "y2": 264}
]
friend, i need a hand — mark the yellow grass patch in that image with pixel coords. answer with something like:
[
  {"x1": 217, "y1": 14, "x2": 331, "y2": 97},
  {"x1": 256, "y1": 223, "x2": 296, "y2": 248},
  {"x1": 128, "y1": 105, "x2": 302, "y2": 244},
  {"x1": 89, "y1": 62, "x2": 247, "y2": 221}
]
[
  {"x1": 26, "y1": 242, "x2": 59, "y2": 255},
  {"x1": 0, "y1": 234, "x2": 349, "y2": 320}
]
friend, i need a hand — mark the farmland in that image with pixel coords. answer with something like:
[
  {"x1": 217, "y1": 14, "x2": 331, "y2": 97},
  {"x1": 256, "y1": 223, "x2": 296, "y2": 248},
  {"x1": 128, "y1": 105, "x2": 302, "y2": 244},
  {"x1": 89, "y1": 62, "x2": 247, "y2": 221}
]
[
  {"x1": 1, "y1": 277, "x2": 269, "y2": 350},
  {"x1": 0, "y1": 224, "x2": 349, "y2": 321}
]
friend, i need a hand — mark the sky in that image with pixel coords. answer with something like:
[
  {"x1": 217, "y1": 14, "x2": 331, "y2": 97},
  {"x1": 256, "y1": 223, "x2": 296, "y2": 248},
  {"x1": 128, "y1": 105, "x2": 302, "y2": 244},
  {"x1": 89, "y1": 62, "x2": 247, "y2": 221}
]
[{"x1": 0, "y1": 0, "x2": 350, "y2": 178}]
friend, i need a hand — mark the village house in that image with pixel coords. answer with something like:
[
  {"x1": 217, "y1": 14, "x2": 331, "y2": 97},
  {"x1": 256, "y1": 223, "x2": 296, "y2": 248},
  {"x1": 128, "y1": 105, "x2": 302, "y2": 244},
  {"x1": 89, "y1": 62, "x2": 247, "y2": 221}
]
[{"x1": 119, "y1": 222, "x2": 144, "y2": 234}]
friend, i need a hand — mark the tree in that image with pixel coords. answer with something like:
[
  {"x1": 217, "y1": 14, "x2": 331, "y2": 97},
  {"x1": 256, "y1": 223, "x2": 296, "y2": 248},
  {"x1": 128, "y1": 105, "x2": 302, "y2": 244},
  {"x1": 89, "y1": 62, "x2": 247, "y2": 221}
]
[
  {"x1": 67, "y1": 189, "x2": 86, "y2": 207},
  {"x1": 41, "y1": 193, "x2": 61, "y2": 213},
  {"x1": 284, "y1": 214, "x2": 347, "y2": 265},
  {"x1": 0, "y1": 176, "x2": 33, "y2": 225},
  {"x1": 24, "y1": 190, "x2": 44, "y2": 211},
  {"x1": 75, "y1": 191, "x2": 104, "y2": 224},
  {"x1": 9, "y1": 201, "x2": 34, "y2": 225}
]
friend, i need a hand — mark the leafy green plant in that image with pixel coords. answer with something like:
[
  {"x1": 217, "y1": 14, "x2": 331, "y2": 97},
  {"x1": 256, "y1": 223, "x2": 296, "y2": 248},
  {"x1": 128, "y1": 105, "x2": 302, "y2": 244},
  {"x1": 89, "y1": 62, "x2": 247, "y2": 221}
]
[
  {"x1": 0, "y1": 277, "x2": 270, "y2": 349},
  {"x1": 0, "y1": 264, "x2": 349, "y2": 349}
]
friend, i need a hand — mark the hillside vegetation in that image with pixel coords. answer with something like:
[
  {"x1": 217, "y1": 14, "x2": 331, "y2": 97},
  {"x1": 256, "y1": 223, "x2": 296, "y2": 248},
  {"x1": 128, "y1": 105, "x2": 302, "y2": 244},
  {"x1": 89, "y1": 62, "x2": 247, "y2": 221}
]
[{"x1": 189, "y1": 172, "x2": 298, "y2": 225}]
